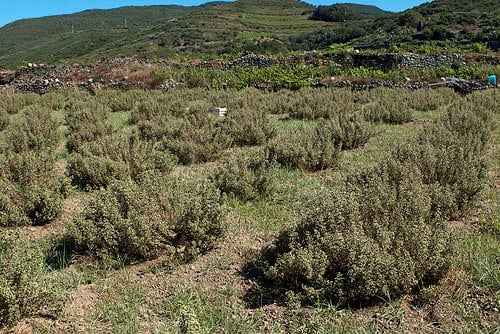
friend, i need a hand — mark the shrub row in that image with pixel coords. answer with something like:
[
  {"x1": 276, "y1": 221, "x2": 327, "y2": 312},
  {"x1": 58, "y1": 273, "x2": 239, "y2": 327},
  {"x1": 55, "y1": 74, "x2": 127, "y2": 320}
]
[
  {"x1": 258, "y1": 93, "x2": 493, "y2": 307},
  {"x1": 65, "y1": 100, "x2": 114, "y2": 153},
  {"x1": 0, "y1": 151, "x2": 68, "y2": 226},
  {"x1": 136, "y1": 102, "x2": 275, "y2": 165},
  {"x1": 2, "y1": 105, "x2": 60, "y2": 154},
  {"x1": 0, "y1": 105, "x2": 67, "y2": 227}
]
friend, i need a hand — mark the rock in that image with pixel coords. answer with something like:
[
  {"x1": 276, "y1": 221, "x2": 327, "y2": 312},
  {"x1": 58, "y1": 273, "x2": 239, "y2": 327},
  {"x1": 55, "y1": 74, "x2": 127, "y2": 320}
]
[{"x1": 0, "y1": 69, "x2": 16, "y2": 85}]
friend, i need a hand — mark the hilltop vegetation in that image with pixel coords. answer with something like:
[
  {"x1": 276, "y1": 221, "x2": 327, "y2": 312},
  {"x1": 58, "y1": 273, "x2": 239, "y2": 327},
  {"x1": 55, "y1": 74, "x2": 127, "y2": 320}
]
[{"x1": 0, "y1": 0, "x2": 498, "y2": 68}]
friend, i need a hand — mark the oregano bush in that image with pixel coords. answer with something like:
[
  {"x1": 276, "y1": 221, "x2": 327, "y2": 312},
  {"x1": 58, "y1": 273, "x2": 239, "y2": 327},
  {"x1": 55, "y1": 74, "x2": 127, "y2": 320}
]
[
  {"x1": 212, "y1": 150, "x2": 278, "y2": 201},
  {"x1": 0, "y1": 231, "x2": 63, "y2": 328},
  {"x1": 268, "y1": 123, "x2": 341, "y2": 171},
  {"x1": 220, "y1": 107, "x2": 276, "y2": 146},
  {"x1": 67, "y1": 133, "x2": 177, "y2": 189},
  {"x1": 0, "y1": 151, "x2": 67, "y2": 227},
  {"x1": 259, "y1": 160, "x2": 455, "y2": 307},
  {"x1": 258, "y1": 94, "x2": 492, "y2": 307},
  {"x1": 392, "y1": 100, "x2": 492, "y2": 219},
  {"x1": 3, "y1": 105, "x2": 60, "y2": 154},
  {"x1": 65, "y1": 100, "x2": 113, "y2": 153},
  {"x1": 66, "y1": 174, "x2": 227, "y2": 263}
]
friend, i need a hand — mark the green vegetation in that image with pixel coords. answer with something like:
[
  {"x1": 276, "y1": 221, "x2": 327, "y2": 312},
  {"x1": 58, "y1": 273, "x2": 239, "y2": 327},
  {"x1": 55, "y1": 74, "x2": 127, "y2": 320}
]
[
  {"x1": 0, "y1": 231, "x2": 64, "y2": 327},
  {"x1": 258, "y1": 97, "x2": 492, "y2": 306},
  {"x1": 0, "y1": 86, "x2": 498, "y2": 332},
  {"x1": 1, "y1": 0, "x2": 498, "y2": 67}
]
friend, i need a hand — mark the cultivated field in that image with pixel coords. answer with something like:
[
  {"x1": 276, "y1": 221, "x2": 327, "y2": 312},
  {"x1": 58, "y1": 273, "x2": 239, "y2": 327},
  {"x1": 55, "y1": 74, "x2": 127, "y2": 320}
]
[{"x1": 0, "y1": 86, "x2": 498, "y2": 333}]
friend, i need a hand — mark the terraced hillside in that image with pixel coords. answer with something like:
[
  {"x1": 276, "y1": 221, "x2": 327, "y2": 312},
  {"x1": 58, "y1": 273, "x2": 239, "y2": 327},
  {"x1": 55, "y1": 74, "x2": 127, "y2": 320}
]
[{"x1": 1, "y1": 0, "x2": 498, "y2": 68}]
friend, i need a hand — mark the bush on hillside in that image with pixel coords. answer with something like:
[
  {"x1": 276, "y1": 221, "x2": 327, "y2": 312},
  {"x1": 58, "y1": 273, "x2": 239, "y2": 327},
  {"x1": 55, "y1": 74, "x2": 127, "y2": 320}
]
[
  {"x1": 65, "y1": 101, "x2": 113, "y2": 153},
  {"x1": 160, "y1": 111, "x2": 231, "y2": 164},
  {"x1": 39, "y1": 92, "x2": 66, "y2": 111},
  {"x1": 0, "y1": 108, "x2": 8, "y2": 131},
  {"x1": 406, "y1": 88, "x2": 459, "y2": 112},
  {"x1": 0, "y1": 151, "x2": 67, "y2": 227},
  {"x1": 67, "y1": 134, "x2": 177, "y2": 189},
  {"x1": 258, "y1": 92, "x2": 492, "y2": 307},
  {"x1": 362, "y1": 92, "x2": 413, "y2": 124},
  {"x1": 0, "y1": 93, "x2": 40, "y2": 115},
  {"x1": 327, "y1": 113, "x2": 372, "y2": 150},
  {"x1": 66, "y1": 180, "x2": 175, "y2": 262},
  {"x1": 392, "y1": 104, "x2": 491, "y2": 219},
  {"x1": 66, "y1": 175, "x2": 227, "y2": 263},
  {"x1": 221, "y1": 107, "x2": 276, "y2": 146},
  {"x1": 287, "y1": 88, "x2": 356, "y2": 120},
  {"x1": 3, "y1": 105, "x2": 60, "y2": 153},
  {"x1": 268, "y1": 123, "x2": 341, "y2": 171},
  {"x1": 0, "y1": 231, "x2": 62, "y2": 327},
  {"x1": 212, "y1": 150, "x2": 277, "y2": 201},
  {"x1": 259, "y1": 160, "x2": 455, "y2": 307}
]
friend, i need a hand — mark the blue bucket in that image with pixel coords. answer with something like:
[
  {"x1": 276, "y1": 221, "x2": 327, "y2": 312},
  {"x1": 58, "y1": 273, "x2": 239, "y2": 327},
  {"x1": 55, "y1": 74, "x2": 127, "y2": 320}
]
[{"x1": 489, "y1": 74, "x2": 497, "y2": 85}]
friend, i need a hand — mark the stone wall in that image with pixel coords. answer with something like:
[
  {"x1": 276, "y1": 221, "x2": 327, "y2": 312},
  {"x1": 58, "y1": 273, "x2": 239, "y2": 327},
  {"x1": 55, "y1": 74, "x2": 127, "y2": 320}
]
[{"x1": 344, "y1": 52, "x2": 498, "y2": 71}]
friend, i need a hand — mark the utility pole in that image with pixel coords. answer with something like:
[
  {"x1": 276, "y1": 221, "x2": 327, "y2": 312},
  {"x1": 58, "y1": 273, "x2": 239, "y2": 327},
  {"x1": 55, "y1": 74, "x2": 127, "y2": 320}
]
[
  {"x1": 72, "y1": 25, "x2": 74, "y2": 33},
  {"x1": 125, "y1": 19, "x2": 127, "y2": 28}
]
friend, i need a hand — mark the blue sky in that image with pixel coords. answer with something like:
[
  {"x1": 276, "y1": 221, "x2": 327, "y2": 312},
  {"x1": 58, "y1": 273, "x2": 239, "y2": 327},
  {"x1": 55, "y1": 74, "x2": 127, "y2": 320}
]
[{"x1": 0, "y1": 0, "x2": 431, "y2": 28}]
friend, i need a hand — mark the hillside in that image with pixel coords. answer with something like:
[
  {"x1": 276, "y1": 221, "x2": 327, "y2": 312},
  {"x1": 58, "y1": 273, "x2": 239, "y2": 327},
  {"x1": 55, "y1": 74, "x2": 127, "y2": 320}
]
[
  {"x1": 0, "y1": 5, "x2": 193, "y2": 67},
  {"x1": 0, "y1": 0, "x2": 498, "y2": 68}
]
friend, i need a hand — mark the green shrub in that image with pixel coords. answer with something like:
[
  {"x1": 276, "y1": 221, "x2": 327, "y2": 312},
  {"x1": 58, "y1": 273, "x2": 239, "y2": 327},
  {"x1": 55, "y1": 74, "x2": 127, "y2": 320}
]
[
  {"x1": 362, "y1": 90, "x2": 413, "y2": 124},
  {"x1": 3, "y1": 150, "x2": 59, "y2": 187},
  {"x1": 392, "y1": 104, "x2": 491, "y2": 219},
  {"x1": 171, "y1": 180, "x2": 228, "y2": 260},
  {"x1": 65, "y1": 100, "x2": 113, "y2": 153},
  {"x1": 268, "y1": 122, "x2": 341, "y2": 171},
  {"x1": 259, "y1": 160, "x2": 455, "y2": 307},
  {"x1": 212, "y1": 150, "x2": 277, "y2": 201},
  {"x1": 130, "y1": 97, "x2": 170, "y2": 125},
  {"x1": 66, "y1": 180, "x2": 175, "y2": 262},
  {"x1": 24, "y1": 181, "x2": 65, "y2": 226},
  {"x1": 136, "y1": 116, "x2": 181, "y2": 141},
  {"x1": 67, "y1": 134, "x2": 177, "y2": 189},
  {"x1": 67, "y1": 153, "x2": 129, "y2": 189},
  {"x1": 0, "y1": 231, "x2": 62, "y2": 327},
  {"x1": 327, "y1": 113, "x2": 372, "y2": 150},
  {"x1": 221, "y1": 107, "x2": 276, "y2": 146},
  {"x1": 406, "y1": 88, "x2": 459, "y2": 112},
  {"x1": 39, "y1": 92, "x2": 66, "y2": 111},
  {"x1": 0, "y1": 93, "x2": 40, "y2": 115},
  {"x1": 0, "y1": 108, "x2": 8, "y2": 131},
  {"x1": 268, "y1": 123, "x2": 339, "y2": 172},
  {"x1": 0, "y1": 177, "x2": 30, "y2": 227},
  {"x1": 287, "y1": 88, "x2": 355, "y2": 120},
  {"x1": 257, "y1": 93, "x2": 493, "y2": 307},
  {"x1": 3, "y1": 105, "x2": 60, "y2": 153},
  {"x1": 160, "y1": 111, "x2": 231, "y2": 164},
  {"x1": 99, "y1": 90, "x2": 139, "y2": 113},
  {"x1": 66, "y1": 176, "x2": 227, "y2": 263},
  {"x1": 0, "y1": 151, "x2": 67, "y2": 227}
]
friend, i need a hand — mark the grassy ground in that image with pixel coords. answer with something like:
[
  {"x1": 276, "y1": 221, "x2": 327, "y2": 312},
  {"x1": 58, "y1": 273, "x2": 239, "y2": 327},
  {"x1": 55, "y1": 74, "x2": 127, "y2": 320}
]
[{"x1": 0, "y1": 87, "x2": 498, "y2": 333}]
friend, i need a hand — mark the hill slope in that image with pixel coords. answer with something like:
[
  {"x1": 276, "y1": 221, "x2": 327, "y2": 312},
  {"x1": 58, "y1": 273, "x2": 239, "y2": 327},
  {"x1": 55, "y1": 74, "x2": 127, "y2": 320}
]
[
  {"x1": 0, "y1": 5, "x2": 193, "y2": 67},
  {"x1": 0, "y1": 0, "x2": 498, "y2": 68},
  {"x1": 0, "y1": 0, "x2": 334, "y2": 67}
]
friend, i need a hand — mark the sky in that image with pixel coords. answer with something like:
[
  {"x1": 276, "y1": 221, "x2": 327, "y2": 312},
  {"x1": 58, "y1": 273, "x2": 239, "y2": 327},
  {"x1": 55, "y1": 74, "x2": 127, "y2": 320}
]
[{"x1": 0, "y1": 0, "x2": 431, "y2": 28}]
